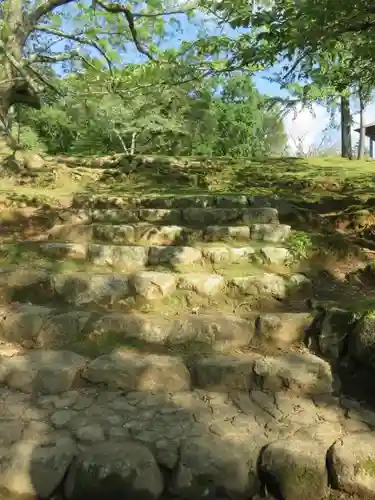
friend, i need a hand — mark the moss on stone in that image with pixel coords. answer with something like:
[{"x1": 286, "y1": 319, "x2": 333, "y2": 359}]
[{"x1": 361, "y1": 458, "x2": 375, "y2": 477}]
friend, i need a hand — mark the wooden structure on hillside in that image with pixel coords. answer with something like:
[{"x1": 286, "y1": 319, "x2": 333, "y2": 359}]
[{"x1": 355, "y1": 122, "x2": 375, "y2": 158}]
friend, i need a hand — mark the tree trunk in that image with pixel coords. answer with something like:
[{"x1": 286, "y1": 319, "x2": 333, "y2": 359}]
[
  {"x1": 341, "y1": 95, "x2": 352, "y2": 159},
  {"x1": 358, "y1": 89, "x2": 366, "y2": 160},
  {"x1": 0, "y1": 0, "x2": 41, "y2": 148}
]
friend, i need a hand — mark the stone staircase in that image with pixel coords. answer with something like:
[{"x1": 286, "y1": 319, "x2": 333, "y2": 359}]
[{"x1": 0, "y1": 193, "x2": 373, "y2": 500}]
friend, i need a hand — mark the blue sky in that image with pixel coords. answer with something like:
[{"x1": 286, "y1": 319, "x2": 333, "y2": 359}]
[{"x1": 50, "y1": 3, "x2": 366, "y2": 153}]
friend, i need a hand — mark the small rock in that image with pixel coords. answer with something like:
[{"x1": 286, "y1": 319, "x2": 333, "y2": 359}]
[
  {"x1": 64, "y1": 441, "x2": 163, "y2": 500},
  {"x1": 82, "y1": 349, "x2": 190, "y2": 392},
  {"x1": 260, "y1": 439, "x2": 328, "y2": 500},
  {"x1": 329, "y1": 433, "x2": 375, "y2": 498}
]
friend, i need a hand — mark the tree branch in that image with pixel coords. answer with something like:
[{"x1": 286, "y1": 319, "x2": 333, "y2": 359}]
[
  {"x1": 26, "y1": 0, "x2": 76, "y2": 30},
  {"x1": 94, "y1": 0, "x2": 154, "y2": 60},
  {"x1": 35, "y1": 26, "x2": 114, "y2": 72}
]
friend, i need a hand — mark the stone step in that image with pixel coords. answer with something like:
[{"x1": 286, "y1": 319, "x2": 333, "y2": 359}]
[
  {"x1": 0, "y1": 302, "x2": 313, "y2": 352},
  {"x1": 72, "y1": 193, "x2": 273, "y2": 210},
  {"x1": 0, "y1": 347, "x2": 333, "y2": 397},
  {"x1": 49, "y1": 221, "x2": 291, "y2": 245},
  {"x1": 0, "y1": 346, "x2": 364, "y2": 500},
  {"x1": 34, "y1": 241, "x2": 293, "y2": 271},
  {"x1": 0, "y1": 268, "x2": 311, "y2": 312},
  {"x1": 59, "y1": 206, "x2": 280, "y2": 226}
]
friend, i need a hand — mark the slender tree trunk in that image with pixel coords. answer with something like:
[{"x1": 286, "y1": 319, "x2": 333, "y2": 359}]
[
  {"x1": 358, "y1": 87, "x2": 366, "y2": 160},
  {"x1": 341, "y1": 95, "x2": 352, "y2": 159}
]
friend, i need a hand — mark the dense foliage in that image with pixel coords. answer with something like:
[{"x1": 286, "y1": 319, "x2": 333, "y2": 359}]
[
  {"x1": 1, "y1": 0, "x2": 375, "y2": 158},
  {"x1": 19, "y1": 71, "x2": 287, "y2": 156}
]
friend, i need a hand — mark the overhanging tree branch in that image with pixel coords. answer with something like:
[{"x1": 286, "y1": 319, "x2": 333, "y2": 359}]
[
  {"x1": 94, "y1": 0, "x2": 155, "y2": 60},
  {"x1": 26, "y1": 0, "x2": 76, "y2": 31}
]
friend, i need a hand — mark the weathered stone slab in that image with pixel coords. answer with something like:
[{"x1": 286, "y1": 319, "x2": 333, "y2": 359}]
[
  {"x1": 329, "y1": 433, "x2": 375, "y2": 498},
  {"x1": 167, "y1": 313, "x2": 255, "y2": 348},
  {"x1": 0, "y1": 350, "x2": 87, "y2": 394},
  {"x1": 65, "y1": 442, "x2": 163, "y2": 500},
  {"x1": 135, "y1": 225, "x2": 201, "y2": 245},
  {"x1": 89, "y1": 244, "x2": 148, "y2": 271},
  {"x1": 183, "y1": 207, "x2": 244, "y2": 226},
  {"x1": 130, "y1": 271, "x2": 177, "y2": 300},
  {"x1": 170, "y1": 434, "x2": 262, "y2": 498},
  {"x1": 91, "y1": 312, "x2": 171, "y2": 344},
  {"x1": 92, "y1": 224, "x2": 135, "y2": 244},
  {"x1": 52, "y1": 273, "x2": 130, "y2": 306},
  {"x1": 193, "y1": 356, "x2": 255, "y2": 391},
  {"x1": 250, "y1": 223, "x2": 291, "y2": 242},
  {"x1": 203, "y1": 246, "x2": 255, "y2": 264},
  {"x1": 0, "y1": 437, "x2": 77, "y2": 499},
  {"x1": 148, "y1": 245, "x2": 203, "y2": 266},
  {"x1": 82, "y1": 350, "x2": 190, "y2": 392},
  {"x1": 0, "y1": 304, "x2": 53, "y2": 346},
  {"x1": 319, "y1": 308, "x2": 357, "y2": 361},
  {"x1": 260, "y1": 246, "x2": 292, "y2": 265},
  {"x1": 350, "y1": 311, "x2": 375, "y2": 363},
  {"x1": 216, "y1": 195, "x2": 248, "y2": 207},
  {"x1": 204, "y1": 225, "x2": 251, "y2": 241},
  {"x1": 256, "y1": 312, "x2": 313, "y2": 348},
  {"x1": 38, "y1": 310, "x2": 92, "y2": 348},
  {"x1": 260, "y1": 439, "x2": 328, "y2": 500},
  {"x1": 40, "y1": 242, "x2": 88, "y2": 260},
  {"x1": 253, "y1": 352, "x2": 333, "y2": 395},
  {"x1": 229, "y1": 273, "x2": 287, "y2": 299},
  {"x1": 177, "y1": 273, "x2": 225, "y2": 296},
  {"x1": 138, "y1": 208, "x2": 181, "y2": 224},
  {"x1": 48, "y1": 223, "x2": 94, "y2": 242}
]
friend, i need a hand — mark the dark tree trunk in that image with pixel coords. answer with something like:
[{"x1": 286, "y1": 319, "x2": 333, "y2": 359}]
[{"x1": 341, "y1": 95, "x2": 352, "y2": 159}]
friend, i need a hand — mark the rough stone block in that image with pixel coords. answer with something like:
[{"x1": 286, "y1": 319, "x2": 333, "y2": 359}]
[{"x1": 82, "y1": 350, "x2": 190, "y2": 392}]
